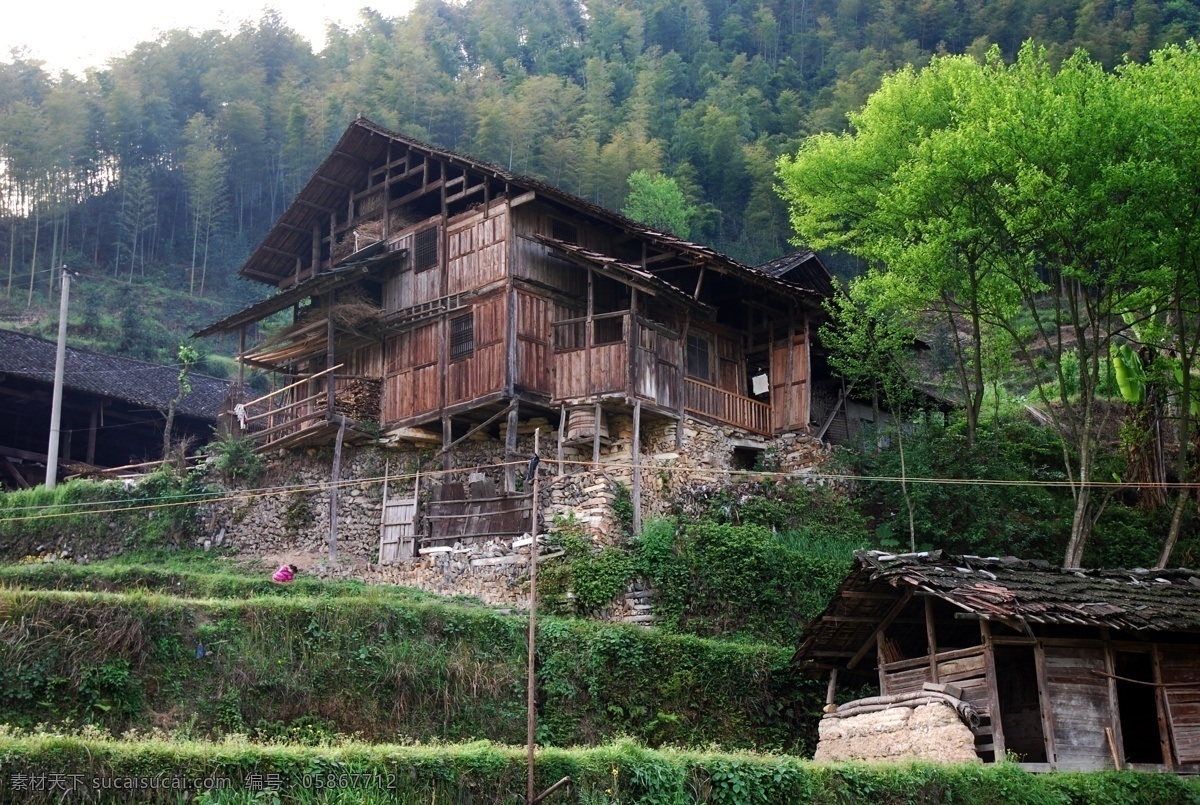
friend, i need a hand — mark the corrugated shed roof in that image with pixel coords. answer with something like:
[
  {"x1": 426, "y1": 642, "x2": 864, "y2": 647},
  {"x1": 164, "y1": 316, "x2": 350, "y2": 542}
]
[
  {"x1": 796, "y1": 550, "x2": 1200, "y2": 667},
  {"x1": 0, "y1": 329, "x2": 228, "y2": 421}
]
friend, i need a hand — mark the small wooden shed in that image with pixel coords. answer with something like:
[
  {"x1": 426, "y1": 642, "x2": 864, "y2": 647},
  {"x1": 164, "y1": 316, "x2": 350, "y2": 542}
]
[{"x1": 795, "y1": 551, "x2": 1200, "y2": 771}]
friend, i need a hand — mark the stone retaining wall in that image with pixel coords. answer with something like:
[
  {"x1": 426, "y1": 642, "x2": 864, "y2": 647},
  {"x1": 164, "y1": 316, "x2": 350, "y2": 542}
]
[{"x1": 196, "y1": 412, "x2": 830, "y2": 617}]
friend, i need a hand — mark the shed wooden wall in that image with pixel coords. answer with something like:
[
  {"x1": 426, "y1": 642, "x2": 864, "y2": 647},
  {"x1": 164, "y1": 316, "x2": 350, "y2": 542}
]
[
  {"x1": 1039, "y1": 642, "x2": 1114, "y2": 770},
  {"x1": 1160, "y1": 646, "x2": 1200, "y2": 764}
]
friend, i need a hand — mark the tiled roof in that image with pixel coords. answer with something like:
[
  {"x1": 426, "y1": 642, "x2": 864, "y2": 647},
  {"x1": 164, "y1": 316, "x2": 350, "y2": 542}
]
[
  {"x1": 237, "y1": 118, "x2": 824, "y2": 305},
  {"x1": 0, "y1": 329, "x2": 228, "y2": 421},
  {"x1": 754, "y1": 249, "x2": 836, "y2": 297},
  {"x1": 796, "y1": 550, "x2": 1200, "y2": 667}
]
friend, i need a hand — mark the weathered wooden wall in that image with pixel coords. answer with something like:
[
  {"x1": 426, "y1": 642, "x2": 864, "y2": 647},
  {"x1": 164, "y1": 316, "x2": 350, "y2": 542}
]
[{"x1": 1159, "y1": 646, "x2": 1200, "y2": 764}]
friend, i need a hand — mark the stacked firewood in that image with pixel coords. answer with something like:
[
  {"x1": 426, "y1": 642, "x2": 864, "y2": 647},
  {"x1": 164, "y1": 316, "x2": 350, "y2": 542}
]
[{"x1": 335, "y1": 378, "x2": 382, "y2": 423}]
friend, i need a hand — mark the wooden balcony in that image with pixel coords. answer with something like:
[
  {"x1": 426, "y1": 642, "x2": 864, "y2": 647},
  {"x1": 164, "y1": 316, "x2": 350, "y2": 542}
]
[
  {"x1": 685, "y1": 378, "x2": 772, "y2": 435},
  {"x1": 233, "y1": 364, "x2": 381, "y2": 449}
]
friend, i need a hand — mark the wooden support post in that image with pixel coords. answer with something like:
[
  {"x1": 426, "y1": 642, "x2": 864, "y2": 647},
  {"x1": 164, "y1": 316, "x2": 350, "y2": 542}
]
[
  {"x1": 237, "y1": 327, "x2": 246, "y2": 391},
  {"x1": 585, "y1": 268, "x2": 594, "y2": 386},
  {"x1": 632, "y1": 399, "x2": 642, "y2": 536},
  {"x1": 557, "y1": 404, "x2": 565, "y2": 477},
  {"x1": 326, "y1": 307, "x2": 336, "y2": 415},
  {"x1": 592, "y1": 402, "x2": 601, "y2": 468},
  {"x1": 1151, "y1": 646, "x2": 1175, "y2": 769},
  {"x1": 527, "y1": 427, "x2": 541, "y2": 805},
  {"x1": 86, "y1": 404, "x2": 98, "y2": 466},
  {"x1": 826, "y1": 668, "x2": 839, "y2": 705},
  {"x1": 505, "y1": 401, "x2": 520, "y2": 492},
  {"x1": 628, "y1": 289, "x2": 639, "y2": 398},
  {"x1": 441, "y1": 414, "x2": 452, "y2": 473},
  {"x1": 849, "y1": 589, "x2": 912, "y2": 669},
  {"x1": 877, "y1": 632, "x2": 887, "y2": 692},
  {"x1": 676, "y1": 313, "x2": 690, "y2": 451},
  {"x1": 312, "y1": 222, "x2": 321, "y2": 274},
  {"x1": 1034, "y1": 643, "x2": 1057, "y2": 766},
  {"x1": 980, "y1": 620, "x2": 1006, "y2": 759},
  {"x1": 328, "y1": 416, "x2": 346, "y2": 563},
  {"x1": 925, "y1": 596, "x2": 939, "y2": 683}
]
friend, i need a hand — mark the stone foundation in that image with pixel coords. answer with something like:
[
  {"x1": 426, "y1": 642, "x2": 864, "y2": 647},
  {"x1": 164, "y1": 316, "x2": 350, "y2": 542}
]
[
  {"x1": 192, "y1": 411, "x2": 832, "y2": 614},
  {"x1": 814, "y1": 700, "x2": 981, "y2": 764}
]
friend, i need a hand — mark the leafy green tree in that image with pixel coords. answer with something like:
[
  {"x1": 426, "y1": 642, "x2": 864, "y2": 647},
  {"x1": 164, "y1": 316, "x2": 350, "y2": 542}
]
[
  {"x1": 780, "y1": 43, "x2": 1195, "y2": 568},
  {"x1": 621, "y1": 169, "x2": 694, "y2": 238}
]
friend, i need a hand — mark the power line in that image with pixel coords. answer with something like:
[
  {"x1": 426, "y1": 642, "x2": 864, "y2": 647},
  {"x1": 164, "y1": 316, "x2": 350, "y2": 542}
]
[{"x1": 2, "y1": 456, "x2": 1197, "y2": 524}]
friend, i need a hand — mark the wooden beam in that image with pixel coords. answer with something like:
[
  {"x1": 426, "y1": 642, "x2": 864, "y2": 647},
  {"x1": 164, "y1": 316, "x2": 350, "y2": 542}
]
[
  {"x1": 298, "y1": 199, "x2": 336, "y2": 214},
  {"x1": 315, "y1": 174, "x2": 353, "y2": 190},
  {"x1": 980, "y1": 620, "x2": 1006, "y2": 758},
  {"x1": 0, "y1": 454, "x2": 30, "y2": 489},
  {"x1": 334, "y1": 149, "x2": 370, "y2": 164},
  {"x1": 848, "y1": 589, "x2": 913, "y2": 670}
]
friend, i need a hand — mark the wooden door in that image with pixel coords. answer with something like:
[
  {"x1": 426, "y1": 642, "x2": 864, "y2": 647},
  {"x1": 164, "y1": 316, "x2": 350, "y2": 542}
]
[
  {"x1": 379, "y1": 472, "x2": 418, "y2": 563},
  {"x1": 1039, "y1": 643, "x2": 1116, "y2": 769},
  {"x1": 1159, "y1": 646, "x2": 1200, "y2": 764},
  {"x1": 770, "y1": 333, "x2": 808, "y2": 433}
]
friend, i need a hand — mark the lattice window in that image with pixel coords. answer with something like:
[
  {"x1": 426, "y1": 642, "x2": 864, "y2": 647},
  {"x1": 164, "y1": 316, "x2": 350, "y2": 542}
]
[
  {"x1": 550, "y1": 218, "x2": 578, "y2": 244},
  {"x1": 686, "y1": 334, "x2": 711, "y2": 381},
  {"x1": 414, "y1": 226, "x2": 439, "y2": 272},
  {"x1": 450, "y1": 312, "x2": 474, "y2": 361}
]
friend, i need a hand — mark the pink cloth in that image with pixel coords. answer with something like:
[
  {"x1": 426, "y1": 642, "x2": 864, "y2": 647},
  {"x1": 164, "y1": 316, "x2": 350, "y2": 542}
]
[{"x1": 272, "y1": 565, "x2": 294, "y2": 583}]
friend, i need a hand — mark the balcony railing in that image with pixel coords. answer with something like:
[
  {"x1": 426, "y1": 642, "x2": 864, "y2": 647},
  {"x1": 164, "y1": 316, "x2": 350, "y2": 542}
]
[
  {"x1": 233, "y1": 364, "x2": 343, "y2": 447},
  {"x1": 685, "y1": 378, "x2": 772, "y2": 435}
]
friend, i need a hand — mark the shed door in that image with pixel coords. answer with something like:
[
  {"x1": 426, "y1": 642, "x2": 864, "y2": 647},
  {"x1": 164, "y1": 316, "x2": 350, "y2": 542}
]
[
  {"x1": 1040, "y1": 643, "x2": 1116, "y2": 769},
  {"x1": 1159, "y1": 647, "x2": 1200, "y2": 764},
  {"x1": 379, "y1": 477, "x2": 418, "y2": 564}
]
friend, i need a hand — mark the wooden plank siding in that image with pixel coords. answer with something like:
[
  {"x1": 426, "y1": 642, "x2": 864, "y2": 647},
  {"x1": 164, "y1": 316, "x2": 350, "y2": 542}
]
[
  {"x1": 383, "y1": 322, "x2": 441, "y2": 422},
  {"x1": 448, "y1": 205, "x2": 507, "y2": 295},
  {"x1": 880, "y1": 646, "x2": 990, "y2": 713},
  {"x1": 516, "y1": 290, "x2": 553, "y2": 395},
  {"x1": 554, "y1": 342, "x2": 627, "y2": 400},
  {"x1": 1039, "y1": 643, "x2": 1115, "y2": 770},
  {"x1": 1159, "y1": 646, "x2": 1200, "y2": 764},
  {"x1": 447, "y1": 292, "x2": 507, "y2": 405}
]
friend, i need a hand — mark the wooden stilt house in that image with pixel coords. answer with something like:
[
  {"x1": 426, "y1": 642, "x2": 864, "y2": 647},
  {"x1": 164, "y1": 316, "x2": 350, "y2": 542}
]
[
  {"x1": 195, "y1": 119, "x2": 831, "y2": 469},
  {"x1": 796, "y1": 551, "x2": 1200, "y2": 771}
]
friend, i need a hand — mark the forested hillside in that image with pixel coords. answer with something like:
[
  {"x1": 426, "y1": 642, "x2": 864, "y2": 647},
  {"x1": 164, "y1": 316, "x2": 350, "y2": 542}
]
[{"x1": 2, "y1": 0, "x2": 1198, "y2": 362}]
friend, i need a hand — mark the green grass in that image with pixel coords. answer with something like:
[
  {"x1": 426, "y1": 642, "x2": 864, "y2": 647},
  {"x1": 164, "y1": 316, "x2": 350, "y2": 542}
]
[
  {"x1": 0, "y1": 556, "x2": 814, "y2": 752},
  {"x1": 1, "y1": 729, "x2": 1197, "y2": 804},
  {"x1": 0, "y1": 552, "x2": 444, "y2": 605}
]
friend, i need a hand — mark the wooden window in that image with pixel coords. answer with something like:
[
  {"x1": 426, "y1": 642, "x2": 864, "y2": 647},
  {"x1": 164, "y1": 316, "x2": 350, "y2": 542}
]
[
  {"x1": 686, "y1": 334, "x2": 711, "y2": 382},
  {"x1": 450, "y1": 312, "x2": 474, "y2": 361},
  {"x1": 593, "y1": 316, "x2": 624, "y2": 345},
  {"x1": 550, "y1": 218, "x2": 578, "y2": 244},
  {"x1": 414, "y1": 226, "x2": 439, "y2": 273},
  {"x1": 553, "y1": 320, "x2": 585, "y2": 350}
]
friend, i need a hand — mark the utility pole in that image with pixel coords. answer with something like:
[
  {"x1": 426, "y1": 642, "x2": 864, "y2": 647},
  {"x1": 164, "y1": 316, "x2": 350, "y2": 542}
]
[
  {"x1": 45, "y1": 266, "x2": 73, "y2": 490},
  {"x1": 527, "y1": 426, "x2": 540, "y2": 805}
]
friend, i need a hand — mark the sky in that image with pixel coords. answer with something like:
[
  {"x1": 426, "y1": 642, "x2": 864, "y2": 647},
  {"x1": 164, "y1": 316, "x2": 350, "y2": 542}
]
[{"x1": 2, "y1": 2, "x2": 416, "y2": 76}]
